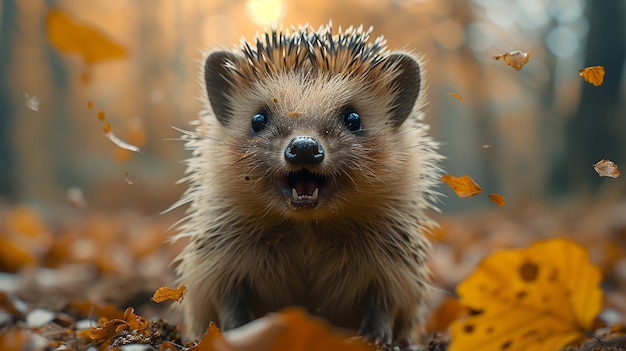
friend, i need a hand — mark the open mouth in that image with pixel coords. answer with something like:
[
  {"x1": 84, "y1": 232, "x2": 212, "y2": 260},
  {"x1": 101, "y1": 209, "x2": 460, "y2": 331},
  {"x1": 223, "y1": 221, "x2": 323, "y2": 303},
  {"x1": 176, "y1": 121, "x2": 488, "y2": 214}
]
[{"x1": 281, "y1": 168, "x2": 327, "y2": 207}]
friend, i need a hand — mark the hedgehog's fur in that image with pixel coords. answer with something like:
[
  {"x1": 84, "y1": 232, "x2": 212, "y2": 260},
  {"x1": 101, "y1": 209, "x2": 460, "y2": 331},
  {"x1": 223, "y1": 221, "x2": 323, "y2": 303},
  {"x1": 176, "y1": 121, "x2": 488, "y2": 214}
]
[{"x1": 173, "y1": 23, "x2": 442, "y2": 345}]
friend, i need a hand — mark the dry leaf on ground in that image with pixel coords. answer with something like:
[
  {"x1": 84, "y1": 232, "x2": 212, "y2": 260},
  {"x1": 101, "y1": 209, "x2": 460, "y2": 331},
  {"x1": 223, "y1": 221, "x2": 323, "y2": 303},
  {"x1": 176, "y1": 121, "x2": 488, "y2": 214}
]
[{"x1": 449, "y1": 238, "x2": 603, "y2": 351}]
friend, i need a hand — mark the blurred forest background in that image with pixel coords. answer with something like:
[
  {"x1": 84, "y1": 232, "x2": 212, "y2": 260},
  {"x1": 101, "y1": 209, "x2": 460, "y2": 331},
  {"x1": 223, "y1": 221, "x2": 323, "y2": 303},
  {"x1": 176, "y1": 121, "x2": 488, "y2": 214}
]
[{"x1": 0, "y1": 0, "x2": 625, "y2": 216}]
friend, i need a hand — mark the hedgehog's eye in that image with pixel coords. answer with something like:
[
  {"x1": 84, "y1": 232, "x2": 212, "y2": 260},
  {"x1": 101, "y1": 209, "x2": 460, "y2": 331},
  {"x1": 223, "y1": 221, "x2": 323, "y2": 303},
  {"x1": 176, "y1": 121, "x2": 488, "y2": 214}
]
[
  {"x1": 342, "y1": 109, "x2": 362, "y2": 133},
  {"x1": 251, "y1": 111, "x2": 269, "y2": 133}
]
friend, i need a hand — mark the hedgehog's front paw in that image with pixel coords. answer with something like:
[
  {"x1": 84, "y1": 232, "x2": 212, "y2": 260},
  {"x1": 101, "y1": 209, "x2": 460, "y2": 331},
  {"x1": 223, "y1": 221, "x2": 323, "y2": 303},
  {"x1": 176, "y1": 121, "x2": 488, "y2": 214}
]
[
  {"x1": 358, "y1": 321, "x2": 392, "y2": 346},
  {"x1": 220, "y1": 288, "x2": 255, "y2": 331},
  {"x1": 358, "y1": 293, "x2": 393, "y2": 346}
]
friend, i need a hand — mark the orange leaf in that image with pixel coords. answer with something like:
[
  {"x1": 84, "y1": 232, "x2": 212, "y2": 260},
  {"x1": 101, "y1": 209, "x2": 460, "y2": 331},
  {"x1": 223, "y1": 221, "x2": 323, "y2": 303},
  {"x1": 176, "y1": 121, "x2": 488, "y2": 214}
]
[
  {"x1": 492, "y1": 51, "x2": 531, "y2": 71},
  {"x1": 578, "y1": 66, "x2": 605, "y2": 86},
  {"x1": 447, "y1": 93, "x2": 465, "y2": 104},
  {"x1": 449, "y1": 238, "x2": 602, "y2": 351},
  {"x1": 188, "y1": 322, "x2": 231, "y2": 351},
  {"x1": 123, "y1": 307, "x2": 148, "y2": 332},
  {"x1": 488, "y1": 193, "x2": 506, "y2": 207},
  {"x1": 0, "y1": 330, "x2": 30, "y2": 351},
  {"x1": 593, "y1": 159, "x2": 620, "y2": 178},
  {"x1": 271, "y1": 308, "x2": 374, "y2": 351},
  {"x1": 152, "y1": 285, "x2": 187, "y2": 303},
  {"x1": 46, "y1": 9, "x2": 127, "y2": 64},
  {"x1": 89, "y1": 318, "x2": 128, "y2": 342},
  {"x1": 441, "y1": 175, "x2": 482, "y2": 198},
  {"x1": 0, "y1": 292, "x2": 23, "y2": 318},
  {"x1": 425, "y1": 297, "x2": 468, "y2": 333}
]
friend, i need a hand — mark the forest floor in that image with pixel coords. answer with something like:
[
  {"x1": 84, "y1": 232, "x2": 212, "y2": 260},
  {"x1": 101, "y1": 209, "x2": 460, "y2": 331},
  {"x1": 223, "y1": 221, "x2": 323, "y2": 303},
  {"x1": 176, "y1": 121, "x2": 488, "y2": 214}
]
[{"x1": 1, "y1": 193, "x2": 626, "y2": 351}]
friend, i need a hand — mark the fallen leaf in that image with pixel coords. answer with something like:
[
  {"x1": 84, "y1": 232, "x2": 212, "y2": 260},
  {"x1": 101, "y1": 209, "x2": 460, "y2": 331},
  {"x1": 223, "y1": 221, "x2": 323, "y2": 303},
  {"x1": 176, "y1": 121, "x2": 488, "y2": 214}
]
[
  {"x1": 449, "y1": 238, "x2": 602, "y2": 351},
  {"x1": 46, "y1": 9, "x2": 127, "y2": 64},
  {"x1": 425, "y1": 297, "x2": 468, "y2": 333},
  {"x1": 89, "y1": 318, "x2": 128, "y2": 342},
  {"x1": 579, "y1": 66, "x2": 605, "y2": 86},
  {"x1": 188, "y1": 322, "x2": 231, "y2": 351},
  {"x1": 441, "y1": 175, "x2": 482, "y2": 198},
  {"x1": 152, "y1": 285, "x2": 187, "y2": 303},
  {"x1": 123, "y1": 307, "x2": 148, "y2": 332},
  {"x1": 271, "y1": 308, "x2": 374, "y2": 351},
  {"x1": 593, "y1": 159, "x2": 620, "y2": 178},
  {"x1": 492, "y1": 51, "x2": 531, "y2": 71},
  {"x1": 448, "y1": 93, "x2": 465, "y2": 104},
  {"x1": 488, "y1": 193, "x2": 506, "y2": 207},
  {"x1": 0, "y1": 292, "x2": 24, "y2": 318}
]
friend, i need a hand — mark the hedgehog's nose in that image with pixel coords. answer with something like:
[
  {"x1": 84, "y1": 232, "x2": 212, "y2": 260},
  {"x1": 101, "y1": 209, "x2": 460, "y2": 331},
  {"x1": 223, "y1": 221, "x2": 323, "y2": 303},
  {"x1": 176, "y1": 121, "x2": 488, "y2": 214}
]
[{"x1": 284, "y1": 136, "x2": 324, "y2": 164}]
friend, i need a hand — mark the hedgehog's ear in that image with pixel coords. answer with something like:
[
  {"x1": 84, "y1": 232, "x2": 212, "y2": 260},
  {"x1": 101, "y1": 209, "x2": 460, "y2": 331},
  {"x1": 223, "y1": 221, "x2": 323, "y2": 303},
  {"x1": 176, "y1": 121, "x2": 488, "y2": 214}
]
[
  {"x1": 204, "y1": 51, "x2": 239, "y2": 124},
  {"x1": 384, "y1": 53, "x2": 421, "y2": 127}
]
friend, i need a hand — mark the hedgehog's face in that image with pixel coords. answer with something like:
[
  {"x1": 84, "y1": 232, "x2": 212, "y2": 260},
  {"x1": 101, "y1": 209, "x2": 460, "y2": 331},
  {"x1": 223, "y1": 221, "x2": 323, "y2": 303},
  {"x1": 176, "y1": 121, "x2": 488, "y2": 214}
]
[{"x1": 202, "y1": 49, "x2": 421, "y2": 221}]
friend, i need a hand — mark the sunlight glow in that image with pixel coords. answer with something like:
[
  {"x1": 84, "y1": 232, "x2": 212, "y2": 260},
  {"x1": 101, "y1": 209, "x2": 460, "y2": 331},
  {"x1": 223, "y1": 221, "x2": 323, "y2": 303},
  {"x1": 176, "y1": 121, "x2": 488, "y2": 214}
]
[{"x1": 246, "y1": 0, "x2": 285, "y2": 25}]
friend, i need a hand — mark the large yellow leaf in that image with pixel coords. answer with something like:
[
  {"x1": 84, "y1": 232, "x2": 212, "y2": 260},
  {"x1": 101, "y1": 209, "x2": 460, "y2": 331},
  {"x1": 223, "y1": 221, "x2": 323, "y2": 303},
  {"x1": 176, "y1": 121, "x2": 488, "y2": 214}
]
[
  {"x1": 449, "y1": 238, "x2": 602, "y2": 351},
  {"x1": 46, "y1": 9, "x2": 127, "y2": 64}
]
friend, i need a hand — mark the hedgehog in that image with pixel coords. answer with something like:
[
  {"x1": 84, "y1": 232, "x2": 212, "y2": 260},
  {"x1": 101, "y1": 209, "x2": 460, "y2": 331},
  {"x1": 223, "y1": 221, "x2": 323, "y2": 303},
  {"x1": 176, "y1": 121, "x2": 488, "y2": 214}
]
[{"x1": 172, "y1": 23, "x2": 442, "y2": 346}]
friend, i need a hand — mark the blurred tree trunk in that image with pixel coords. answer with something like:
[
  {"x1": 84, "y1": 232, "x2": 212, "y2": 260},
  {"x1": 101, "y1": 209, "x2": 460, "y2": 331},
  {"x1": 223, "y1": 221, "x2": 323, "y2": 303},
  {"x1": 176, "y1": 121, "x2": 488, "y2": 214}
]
[
  {"x1": 552, "y1": 0, "x2": 626, "y2": 194},
  {"x1": 0, "y1": 1, "x2": 17, "y2": 201}
]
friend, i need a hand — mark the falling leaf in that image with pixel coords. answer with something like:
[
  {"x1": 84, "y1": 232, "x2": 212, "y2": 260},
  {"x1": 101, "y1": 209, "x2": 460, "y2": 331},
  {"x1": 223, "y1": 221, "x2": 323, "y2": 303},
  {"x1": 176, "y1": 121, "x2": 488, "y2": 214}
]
[
  {"x1": 488, "y1": 193, "x2": 506, "y2": 207},
  {"x1": 448, "y1": 93, "x2": 465, "y2": 104},
  {"x1": 151, "y1": 285, "x2": 187, "y2": 303},
  {"x1": 449, "y1": 238, "x2": 602, "y2": 351},
  {"x1": 97, "y1": 111, "x2": 106, "y2": 121},
  {"x1": 441, "y1": 175, "x2": 482, "y2": 198},
  {"x1": 87, "y1": 101, "x2": 94, "y2": 109},
  {"x1": 66, "y1": 187, "x2": 88, "y2": 209},
  {"x1": 46, "y1": 9, "x2": 127, "y2": 64},
  {"x1": 124, "y1": 171, "x2": 135, "y2": 185},
  {"x1": 492, "y1": 51, "x2": 531, "y2": 71},
  {"x1": 593, "y1": 159, "x2": 620, "y2": 178},
  {"x1": 104, "y1": 129, "x2": 143, "y2": 155},
  {"x1": 579, "y1": 66, "x2": 605, "y2": 86},
  {"x1": 25, "y1": 94, "x2": 40, "y2": 111}
]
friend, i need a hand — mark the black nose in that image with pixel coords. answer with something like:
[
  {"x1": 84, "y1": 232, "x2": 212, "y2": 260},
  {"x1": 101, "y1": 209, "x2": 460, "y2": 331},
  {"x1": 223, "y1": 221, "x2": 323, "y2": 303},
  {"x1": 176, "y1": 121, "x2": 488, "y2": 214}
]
[{"x1": 284, "y1": 136, "x2": 324, "y2": 164}]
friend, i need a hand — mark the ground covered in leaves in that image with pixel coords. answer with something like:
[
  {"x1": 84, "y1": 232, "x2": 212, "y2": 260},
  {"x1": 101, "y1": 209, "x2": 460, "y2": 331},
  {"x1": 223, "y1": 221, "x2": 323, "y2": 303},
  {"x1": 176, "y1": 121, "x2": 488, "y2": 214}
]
[{"x1": 1, "y1": 194, "x2": 626, "y2": 351}]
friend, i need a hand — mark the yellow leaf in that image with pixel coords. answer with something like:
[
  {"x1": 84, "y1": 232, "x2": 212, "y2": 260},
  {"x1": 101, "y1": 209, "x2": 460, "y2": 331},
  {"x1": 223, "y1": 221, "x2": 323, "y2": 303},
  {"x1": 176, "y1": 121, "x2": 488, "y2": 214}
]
[
  {"x1": 449, "y1": 238, "x2": 602, "y2": 351},
  {"x1": 488, "y1": 193, "x2": 506, "y2": 207},
  {"x1": 46, "y1": 9, "x2": 126, "y2": 64},
  {"x1": 447, "y1": 93, "x2": 465, "y2": 104},
  {"x1": 441, "y1": 175, "x2": 482, "y2": 198},
  {"x1": 492, "y1": 51, "x2": 531, "y2": 71},
  {"x1": 579, "y1": 66, "x2": 605, "y2": 86}
]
